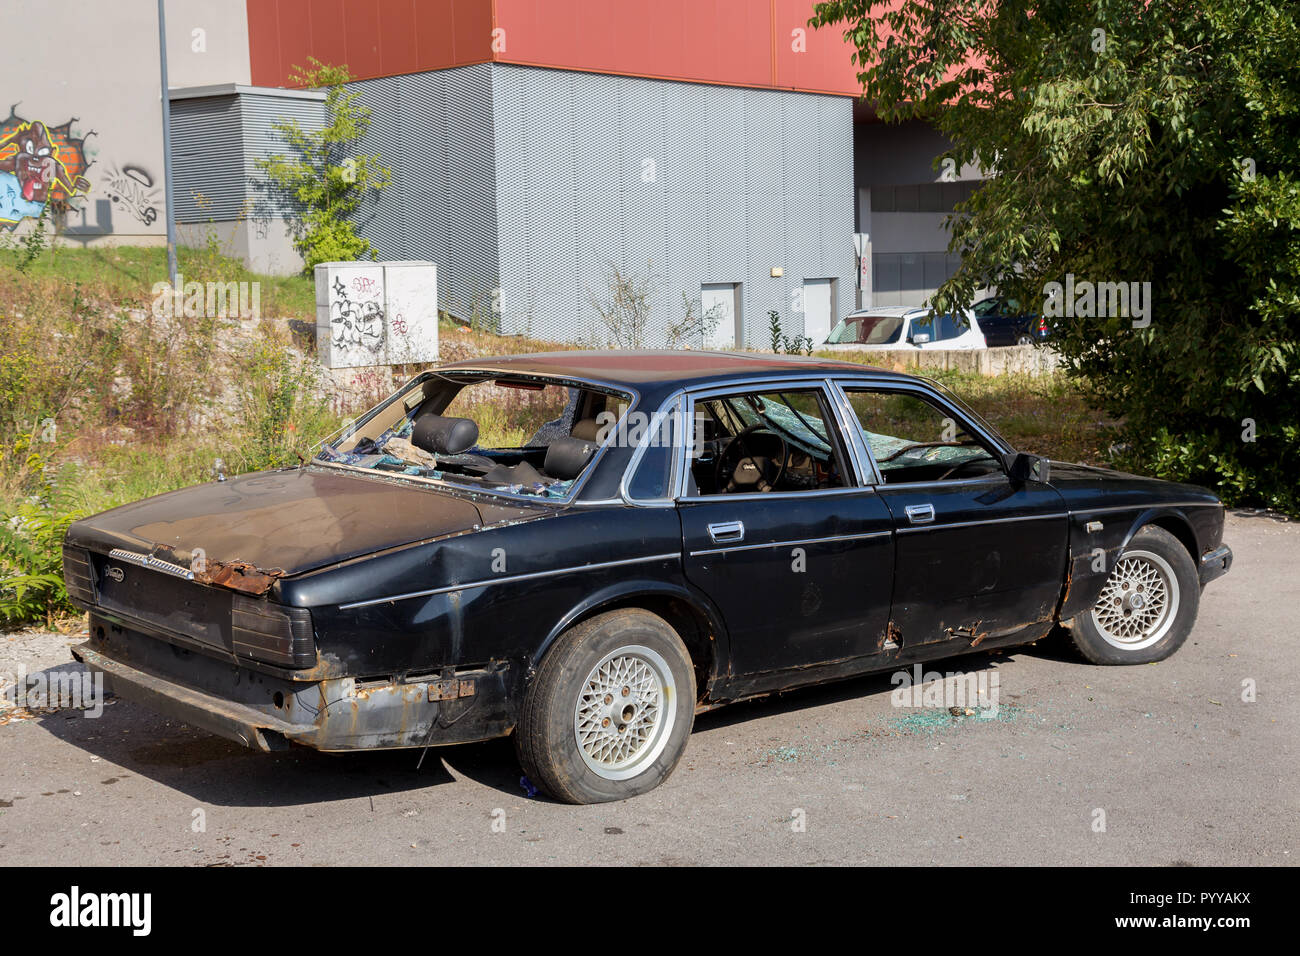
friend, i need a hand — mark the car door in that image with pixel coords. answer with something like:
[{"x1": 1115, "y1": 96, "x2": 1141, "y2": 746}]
[
  {"x1": 676, "y1": 381, "x2": 894, "y2": 679},
  {"x1": 834, "y1": 380, "x2": 1069, "y2": 649}
]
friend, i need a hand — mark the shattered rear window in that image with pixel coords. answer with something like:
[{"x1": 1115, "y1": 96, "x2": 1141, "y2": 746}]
[{"x1": 314, "y1": 372, "x2": 627, "y2": 500}]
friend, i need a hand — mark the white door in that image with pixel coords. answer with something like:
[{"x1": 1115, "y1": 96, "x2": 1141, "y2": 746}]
[
  {"x1": 802, "y1": 278, "x2": 834, "y2": 344},
  {"x1": 701, "y1": 283, "x2": 738, "y2": 349}
]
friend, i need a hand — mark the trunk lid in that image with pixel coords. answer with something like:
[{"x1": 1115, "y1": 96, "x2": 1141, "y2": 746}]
[{"x1": 65, "y1": 465, "x2": 488, "y2": 581}]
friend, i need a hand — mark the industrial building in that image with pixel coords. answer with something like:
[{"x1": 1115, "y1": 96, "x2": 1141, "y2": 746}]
[{"x1": 2, "y1": 0, "x2": 980, "y2": 347}]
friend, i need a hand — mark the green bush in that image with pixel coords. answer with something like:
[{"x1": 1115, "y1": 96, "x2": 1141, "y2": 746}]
[{"x1": 0, "y1": 472, "x2": 84, "y2": 627}]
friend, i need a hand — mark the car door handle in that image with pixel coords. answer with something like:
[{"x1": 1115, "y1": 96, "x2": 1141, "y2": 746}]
[
  {"x1": 707, "y1": 520, "x2": 745, "y2": 544},
  {"x1": 904, "y1": 503, "x2": 935, "y2": 524}
]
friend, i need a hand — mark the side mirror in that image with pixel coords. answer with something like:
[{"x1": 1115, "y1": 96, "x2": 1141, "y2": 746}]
[
  {"x1": 1005, "y1": 451, "x2": 1050, "y2": 483},
  {"x1": 910, "y1": 332, "x2": 931, "y2": 345}
]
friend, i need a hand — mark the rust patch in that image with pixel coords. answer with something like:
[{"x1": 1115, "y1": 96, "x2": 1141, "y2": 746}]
[
  {"x1": 427, "y1": 678, "x2": 477, "y2": 702},
  {"x1": 194, "y1": 559, "x2": 285, "y2": 595}
]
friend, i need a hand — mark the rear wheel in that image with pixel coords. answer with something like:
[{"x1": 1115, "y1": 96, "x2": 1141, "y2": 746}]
[
  {"x1": 1016, "y1": 332, "x2": 1035, "y2": 346},
  {"x1": 1068, "y1": 525, "x2": 1199, "y2": 664},
  {"x1": 516, "y1": 609, "x2": 696, "y2": 804}
]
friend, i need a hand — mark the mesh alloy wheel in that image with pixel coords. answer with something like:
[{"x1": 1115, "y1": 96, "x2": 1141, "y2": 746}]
[
  {"x1": 573, "y1": 645, "x2": 676, "y2": 781},
  {"x1": 1090, "y1": 548, "x2": 1181, "y2": 652}
]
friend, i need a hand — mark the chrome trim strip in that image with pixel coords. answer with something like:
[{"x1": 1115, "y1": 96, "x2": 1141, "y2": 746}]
[
  {"x1": 826, "y1": 380, "x2": 882, "y2": 485},
  {"x1": 339, "y1": 552, "x2": 681, "y2": 610},
  {"x1": 873, "y1": 475, "x2": 1007, "y2": 490},
  {"x1": 107, "y1": 548, "x2": 195, "y2": 581},
  {"x1": 1067, "y1": 501, "x2": 1222, "y2": 515},
  {"x1": 688, "y1": 528, "x2": 891, "y2": 558},
  {"x1": 895, "y1": 512, "x2": 1067, "y2": 534},
  {"x1": 678, "y1": 485, "x2": 873, "y2": 504}
]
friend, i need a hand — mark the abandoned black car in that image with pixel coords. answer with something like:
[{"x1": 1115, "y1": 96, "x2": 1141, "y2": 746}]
[{"x1": 65, "y1": 351, "x2": 1233, "y2": 803}]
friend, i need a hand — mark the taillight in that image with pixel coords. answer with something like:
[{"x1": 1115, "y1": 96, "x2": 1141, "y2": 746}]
[
  {"x1": 231, "y1": 595, "x2": 316, "y2": 668},
  {"x1": 62, "y1": 545, "x2": 95, "y2": 605},
  {"x1": 1037, "y1": 317, "x2": 1047, "y2": 333}
]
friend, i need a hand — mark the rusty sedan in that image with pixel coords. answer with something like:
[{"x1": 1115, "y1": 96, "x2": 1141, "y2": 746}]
[{"x1": 64, "y1": 351, "x2": 1233, "y2": 803}]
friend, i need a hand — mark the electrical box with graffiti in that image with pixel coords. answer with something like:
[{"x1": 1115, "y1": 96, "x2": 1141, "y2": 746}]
[{"x1": 314, "y1": 261, "x2": 439, "y2": 369}]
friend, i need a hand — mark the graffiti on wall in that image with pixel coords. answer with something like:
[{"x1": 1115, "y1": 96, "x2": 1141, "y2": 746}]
[
  {"x1": 104, "y1": 163, "x2": 159, "y2": 225},
  {"x1": 329, "y1": 272, "x2": 386, "y2": 360},
  {"x1": 0, "y1": 107, "x2": 92, "y2": 227}
]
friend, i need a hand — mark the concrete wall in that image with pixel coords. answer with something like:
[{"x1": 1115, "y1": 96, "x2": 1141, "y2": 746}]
[
  {"x1": 821, "y1": 344, "x2": 1062, "y2": 377},
  {"x1": 0, "y1": 0, "x2": 248, "y2": 245}
]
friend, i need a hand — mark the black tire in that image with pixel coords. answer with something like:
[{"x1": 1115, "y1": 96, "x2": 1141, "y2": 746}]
[
  {"x1": 1016, "y1": 333, "x2": 1035, "y2": 346},
  {"x1": 516, "y1": 609, "x2": 696, "y2": 804},
  {"x1": 1068, "y1": 525, "x2": 1200, "y2": 665}
]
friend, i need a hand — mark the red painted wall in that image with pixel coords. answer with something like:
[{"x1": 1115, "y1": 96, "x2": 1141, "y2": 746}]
[
  {"x1": 246, "y1": 0, "x2": 865, "y2": 97},
  {"x1": 246, "y1": 0, "x2": 496, "y2": 87}
]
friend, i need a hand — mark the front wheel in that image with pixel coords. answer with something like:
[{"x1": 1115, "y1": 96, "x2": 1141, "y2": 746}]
[
  {"x1": 516, "y1": 609, "x2": 696, "y2": 804},
  {"x1": 1068, "y1": 525, "x2": 1199, "y2": 665}
]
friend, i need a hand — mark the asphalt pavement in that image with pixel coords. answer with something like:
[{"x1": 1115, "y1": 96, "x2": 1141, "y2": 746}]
[{"x1": 1, "y1": 511, "x2": 1295, "y2": 866}]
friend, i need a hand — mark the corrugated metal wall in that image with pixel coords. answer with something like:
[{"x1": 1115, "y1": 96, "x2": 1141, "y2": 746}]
[
  {"x1": 171, "y1": 91, "x2": 325, "y2": 224},
  {"x1": 492, "y1": 65, "x2": 856, "y2": 347},
  {"x1": 171, "y1": 96, "x2": 248, "y2": 222},
  {"x1": 350, "y1": 64, "x2": 500, "y2": 325}
]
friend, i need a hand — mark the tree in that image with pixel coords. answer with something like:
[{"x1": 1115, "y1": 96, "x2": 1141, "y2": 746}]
[
  {"x1": 255, "y1": 58, "x2": 392, "y2": 273},
  {"x1": 588, "y1": 263, "x2": 655, "y2": 349},
  {"x1": 811, "y1": 0, "x2": 1300, "y2": 513}
]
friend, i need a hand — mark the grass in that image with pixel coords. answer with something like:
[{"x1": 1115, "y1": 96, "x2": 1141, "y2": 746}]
[
  {"x1": 919, "y1": 368, "x2": 1111, "y2": 465},
  {"x1": 6, "y1": 243, "x2": 317, "y2": 319},
  {"x1": 807, "y1": 350, "x2": 1110, "y2": 465}
]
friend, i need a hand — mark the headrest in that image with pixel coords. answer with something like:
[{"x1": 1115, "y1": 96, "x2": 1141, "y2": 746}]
[
  {"x1": 570, "y1": 417, "x2": 601, "y2": 441},
  {"x1": 544, "y1": 435, "x2": 597, "y2": 481},
  {"x1": 411, "y1": 412, "x2": 479, "y2": 456}
]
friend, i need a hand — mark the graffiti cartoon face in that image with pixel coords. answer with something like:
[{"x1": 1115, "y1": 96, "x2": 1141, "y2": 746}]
[{"x1": 0, "y1": 121, "x2": 90, "y2": 205}]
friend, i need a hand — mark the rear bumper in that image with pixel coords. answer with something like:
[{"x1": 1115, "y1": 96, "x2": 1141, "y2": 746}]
[
  {"x1": 1199, "y1": 544, "x2": 1233, "y2": 586},
  {"x1": 75, "y1": 642, "x2": 304, "y2": 752},
  {"x1": 73, "y1": 617, "x2": 516, "y2": 752}
]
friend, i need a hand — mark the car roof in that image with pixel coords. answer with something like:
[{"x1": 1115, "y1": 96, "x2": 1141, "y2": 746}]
[
  {"x1": 843, "y1": 306, "x2": 922, "y2": 318},
  {"x1": 436, "y1": 349, "x2": 912, "y2": 399}
]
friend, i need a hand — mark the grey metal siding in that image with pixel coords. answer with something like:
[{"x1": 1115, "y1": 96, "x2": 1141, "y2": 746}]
[
  {"x1": 170, "y1": 96, "x2": 246, "y2": 222},
  {"x1": 492, "y1": 65, "x2": 856, "y2": 347},
  {"x1": 239, "y1": 92, "x2": 327, "y2": 220},
  {"x1": 350, "y1": 65, "x2": 499, "y2": 325},
  {"x1": 170, "y1": 91, "x2": 325, "y2": 224},
  {"x1": 173, "y1": 66, "x2": 856, "y2": 345}
]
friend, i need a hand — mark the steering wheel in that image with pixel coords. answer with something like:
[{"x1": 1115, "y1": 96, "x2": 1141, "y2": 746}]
[
  {"x1": 714, "y1": 423, "x2": 789, "y2": 493},
  {"x1": 936, "y1": 457, "x2": 990, "y2": 481}
]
